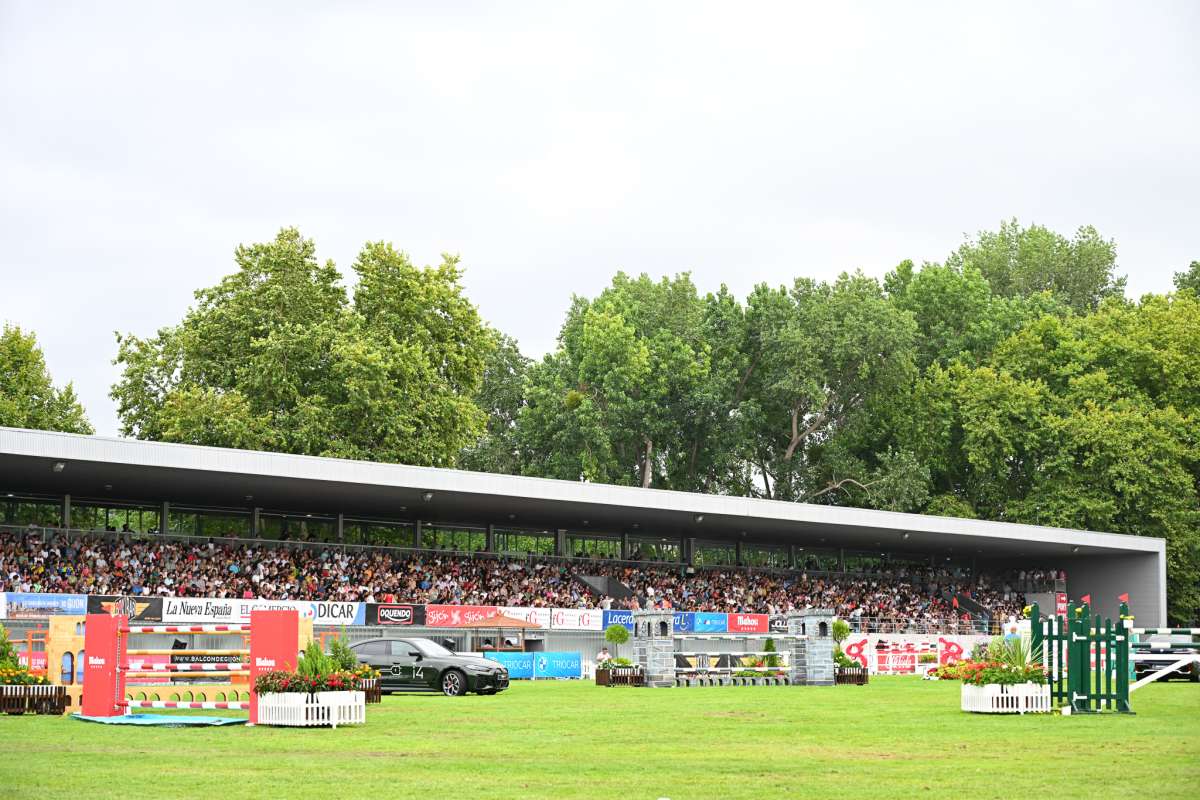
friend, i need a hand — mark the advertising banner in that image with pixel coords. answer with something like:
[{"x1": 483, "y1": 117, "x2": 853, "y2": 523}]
[
  {"x1": 483, "y1": 651, "x2": 582, "y2": 679},
  {"x1": 727, "y1": 613, "x2": 769, "y2": 634},
  {"x1": 841, "y1": 633, "x2": 989, "y2": 674},
  {"x1": 425, "y1": 604, "x2": 498, "y2": 627},
  {"x1": 7, "y1": 592, "x2": 88, "y2": 618},
  {"x1": 18, "y1": 651, "x2": 48, "y2": 671},
  {"x1": 366, "y1": 603, "x2": 426, "y2": 626},
  {"x1": 1055, "y1": 592, "x2": 1068, "y2": 617},
  {"x1": 533, "y1": 651, "x2": 582, "y2": 679},
  {"x1": 158, "y1": 597, "x2": 362, "y2": 625},
  {"x1": 500, "y1": 607, "x2": 552, "y2": 629},
  {"x1": 768, "y1": 615, "x2": 789, "y2": 634},
  {"x1": 86, "y1": 595, "x2": 163, "y2": 622},
  {"x1": 693, "y1": 612, "x2": 728, "y2": 633},
  {"x1": 672, "y1": 612, "x2": 695, "y2": 633},
  {"x1": 549, "y1": 607, "x2": 603, "y2": 631},
  {"x1": 602, "y1": 609, "x2": 634, "y2": 632},
  {"x1": 484, "y1": 651, "x2": 534, "y2": 678}
]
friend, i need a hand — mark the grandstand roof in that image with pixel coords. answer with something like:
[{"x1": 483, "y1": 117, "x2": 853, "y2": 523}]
[{"x1": 0, "y1": 426, "x2": 1163, "y2": 561}]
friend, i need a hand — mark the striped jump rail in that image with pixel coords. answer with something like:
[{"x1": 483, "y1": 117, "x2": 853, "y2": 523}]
[
  {"x1": 125, "y1": 649, "x2": 248, "y2": 656},
  {"x1": 1131, "y1": 641, "x2": 1200, "y2": 649},
  {"x1": 1132, "y1": 628, "x2": 1200, "y2": 636},
  {"x1": 122, "y1": 662, "x2": 247, "y2": 672},
  {"x1": 123, "y1": 625, "x2": 252, "y2": 634},
  {"x1": 124, "y1": 670, "x2": 251, "y2": 677},
  {"x1": 120, "y1": 700, "x2": 249, "y2": 710}
]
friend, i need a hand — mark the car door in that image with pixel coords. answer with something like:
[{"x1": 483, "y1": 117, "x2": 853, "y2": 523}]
[
  {"x1": 388, "y1": 640, "x2": 425, "y2": 691},
  {"x1": 352, "y1": 640, "x2": 396, "y2": 690}
]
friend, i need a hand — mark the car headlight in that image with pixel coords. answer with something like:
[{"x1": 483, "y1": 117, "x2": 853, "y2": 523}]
[{"x1": 465, "y1": 665, "x2": 495, "y2": 674}]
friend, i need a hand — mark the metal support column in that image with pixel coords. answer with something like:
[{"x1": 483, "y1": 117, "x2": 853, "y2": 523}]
[{"x1": 62, "y1": 494, "x2": 71, "y2": 529}]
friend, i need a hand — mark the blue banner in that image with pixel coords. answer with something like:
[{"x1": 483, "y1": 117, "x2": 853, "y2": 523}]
[
  {"x1": 603, "y1": 609, "x2": 634, "y2": 631},
  {"x1": 484, "y1": 651, "x2": 534, "y2": 678},
  {"x1": 534, "y1": 652, "x2": 582, "y2": 679},
  {"x1": 693, "y1": 612, "x2": 728, "y2": 633},
  {"x1": 672, "y1": 611, "x2": 696, "y2": 633},
  {"x1": 4, "y1": 592, "x2": 87, "y2": 618},
  {"x1": 484, "y1": 651, "x2": 581, "y2": 679}
]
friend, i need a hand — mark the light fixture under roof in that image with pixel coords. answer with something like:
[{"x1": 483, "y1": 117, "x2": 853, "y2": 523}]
[
  {"x1": 693, "y1": 514, "x2": 704, "y2": 523},
  {"x1": 901, "y1": 532, "x2": 910, "y2": 540},
  {"x1": 421, "y1": 491, "x2": 434, "y2": 503},
  {"x1": 52, "y1": 461, "x2": 66, "y2": 473}
]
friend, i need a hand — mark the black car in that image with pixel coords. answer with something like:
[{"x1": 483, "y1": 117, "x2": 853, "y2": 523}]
[
  {"x1": 1133, "y1": 642, "x2": 1200, "y2": 682},
  {"x1": 350, "y1": 637, "x2": 510, "y2": 696}
]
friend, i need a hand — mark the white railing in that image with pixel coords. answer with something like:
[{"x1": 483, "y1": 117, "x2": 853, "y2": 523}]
[
  {"x1": 256, "y1": 691, "x2": 365, "y2": 728},
  {"x1": 960, "y1": 683, "x2": 1051, "y2": 714}
]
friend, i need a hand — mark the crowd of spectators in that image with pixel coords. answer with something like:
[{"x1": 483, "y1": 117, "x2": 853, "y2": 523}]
[{"x1": 0, "y1": 529, "x2": 1054, "y2": 622}]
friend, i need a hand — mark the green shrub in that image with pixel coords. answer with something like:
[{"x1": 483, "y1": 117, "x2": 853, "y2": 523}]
[
  {"x1": 328, "y1": 632, "x2": 358, "y2": 672},
  {"x1": 832, "y1": 619, "x2": 850, "y2": 645},
  {"x1": 833, "y1": 647, "x2": 858, "y2": 669},
  {"x1": 604, "y1": 624, "x2": 630, "y2": 646},
  {"x1": 763, "y1": 637, "x2": 782, "y2": 668},
  {"x1": 297, "y1": 639, "x2": 336, "y2": 679}
]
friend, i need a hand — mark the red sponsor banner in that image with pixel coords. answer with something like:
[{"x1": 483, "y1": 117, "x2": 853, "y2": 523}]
[
  {"x1": 727, "y1": 613, "x2": 768, "y2": 633},
  {"x1": 425, "y1": 605, "x2": 498, "y2": 627},
  {"x1": 249, "y1": 609, "x2": 299, "y2": 725},
  {"x1": 937, "y1": 637, "x2": 965, "y2": 666},
  {"x1": 17, "y1": 652, "x2": 48, "y2": 671},
  {"x1": 1055, "y1": 592, "x2": 1068, "y2": 618}
]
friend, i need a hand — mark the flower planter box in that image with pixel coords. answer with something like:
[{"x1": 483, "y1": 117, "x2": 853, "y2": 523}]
[
  {"x1": 358, "y1": 678, "x2": 382, "y2": 704},
  {"x1": 595, "y1": 668, "x2": 611, "y2": 686},
  {"x1": 1, "y1": 685, "x2": 67, "y2": 715},
  {"x1": 835, "y1": 666, "x2": 869, "y2": 686},
  {"x1": 605, "y1": 668, "x2": 644, "y2": 687},
  {"x1": 961, "y1": 682, "x2": 1051, "y2": 714},
  {"x1": 257, "y1": 691, "x2": 366, "y2": 728}
]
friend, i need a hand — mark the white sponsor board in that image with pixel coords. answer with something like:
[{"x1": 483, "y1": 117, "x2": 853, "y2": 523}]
[
  {"x1": 501, "y1": 607, "x2": 553, "y2": 628},
  {"x1": 160, "y1": 597, "x2": 361, "y2": 625},
  {"x1": 549, "y1": 607, "x2": 603, "y2": 631},
  {"x1": 0, "y1": 592, "x2": 6, "y2": 619},
  {"x1": 840, "y1": 632, "x2": 990, "y2": 675}
]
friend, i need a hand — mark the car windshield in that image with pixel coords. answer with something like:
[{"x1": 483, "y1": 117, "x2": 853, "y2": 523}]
[{"x1": 410, "y1": 638, "x2": 455, "y2": 658}]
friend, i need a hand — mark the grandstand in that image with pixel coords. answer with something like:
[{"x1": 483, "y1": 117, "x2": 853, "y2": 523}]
[{"x1": 0, "y1": 426, "x2": 1168, "y2": 626}]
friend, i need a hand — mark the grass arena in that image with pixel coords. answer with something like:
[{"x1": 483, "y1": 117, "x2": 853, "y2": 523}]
[{"x1": 2, "y1": 679, "x2": 1198, "y2": 800}]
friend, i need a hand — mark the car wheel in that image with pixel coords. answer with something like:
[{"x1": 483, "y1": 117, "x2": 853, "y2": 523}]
[{"x1": 441, "y1": 669, "x2": 466, "y2": 697}]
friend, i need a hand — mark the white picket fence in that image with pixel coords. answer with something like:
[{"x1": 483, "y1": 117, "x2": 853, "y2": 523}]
[
  {"x1": 960, "y1": 682, "x2": 1052, "y2": 714},
  {"x1": 256, "y1": 691, "x2": 366, "y2": 728}
]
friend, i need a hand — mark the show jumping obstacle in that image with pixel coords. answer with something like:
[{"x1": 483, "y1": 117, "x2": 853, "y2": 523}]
[
  {"x1": 81, "y1": 609, "x2": 300, "y2": 724},
  {"x1": 1028, "y1": 600, "x2": 1137, "y2": 714}
]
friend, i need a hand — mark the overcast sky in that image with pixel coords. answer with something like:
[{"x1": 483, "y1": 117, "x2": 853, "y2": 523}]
[{"x1": 2, "y1": 2, "x2": 1197, "y2": 437}]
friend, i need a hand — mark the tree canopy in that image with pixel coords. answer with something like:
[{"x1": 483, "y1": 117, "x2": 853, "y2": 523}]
[
  {"x1": 110, "y1": 228, "x2": 492, "y2": 466},
  {"x1": 0, "y1": 324, "x2": 93, "y2": 434}
]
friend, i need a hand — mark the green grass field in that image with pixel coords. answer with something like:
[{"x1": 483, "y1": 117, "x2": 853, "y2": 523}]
[{"x1": 2, "y1": 678, "x2": 1198, "y2": 799}]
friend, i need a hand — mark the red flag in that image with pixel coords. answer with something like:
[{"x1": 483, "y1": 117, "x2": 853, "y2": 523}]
[
  {"x1": 1081, "y1": 594, "x2": 1092, "y2": 605},
  {"x1": 1117, "y1": 592, "x2": 1129, "y2": 603}
]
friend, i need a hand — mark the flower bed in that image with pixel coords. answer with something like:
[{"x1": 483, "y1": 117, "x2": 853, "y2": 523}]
[{"x1": 961, "y1": 682, "x2": 1051, "y2": 714}]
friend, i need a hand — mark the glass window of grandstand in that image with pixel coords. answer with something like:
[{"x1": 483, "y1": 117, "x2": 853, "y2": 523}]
[
  {"x1": 842, "y1": 551, "x2": 885, "y2": 574},
  {"x1": 795, "y1": 548, "x2": 838, "y2": 572},
  {"x1": 740, "y1": 543, "x2": 789, "y2": 569},
  {"x1": 567, "y1": 534, "x2": 621, "y2": 560},
  {"x1": 258, "y1": 513, "x2": 335, "y2": 543},
  {"x1": 343, "y1": 519, "x2": 415, "y2": 548},
  {"x1": 694, "y1": 541, "x2": 736, "y2": 567},
  {"x1": 2, "y1": 496, "x2": 61, "y2": 529},
  {"x1": 629, "y1": 537, "x2": 679, "y2": 563},
  {"x1": 425, "y1": 526, "x2": 485, "y2": 553},
  {"x1": 493, "y1": 529, "x2": 555, "y2": 556},
  {"x1": 73, "y1": 503, "x2": 161, "y2": 534},
  {"x1": 168, "y1": 509, "x2": 253, "y2": 539}
]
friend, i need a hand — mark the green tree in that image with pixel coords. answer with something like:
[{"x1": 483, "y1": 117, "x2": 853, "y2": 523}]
[
  {"x1": 1173, "y1": 260, "x2": 1200, "y2": 294},
  {"x1": 735, "y1": 271, "x2": 918, "y2": 500},
  {"x1": 946, "y1": 219, "x2": 1126, "y2": 312},
  {"x1": 459, "y1": 332, "x2": 532, "y2": 474},
  {"x1": 517, "y1": 273, "x2": 736, "y2": 489},
  {"x1": 0, "y1": 324, "x2": 93, "y2": 433},
  {"x1": 111, "y1": 228, "x2": 491, "y2": 465}
]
